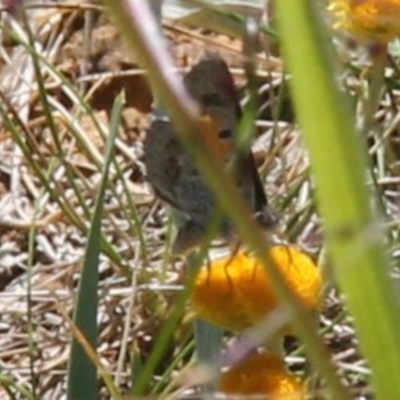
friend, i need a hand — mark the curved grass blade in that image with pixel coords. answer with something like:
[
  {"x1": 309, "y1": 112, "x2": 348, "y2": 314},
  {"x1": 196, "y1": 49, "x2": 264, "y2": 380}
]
[{"x1": 101, "y1": 1, "x2": 348, "y2": 398}]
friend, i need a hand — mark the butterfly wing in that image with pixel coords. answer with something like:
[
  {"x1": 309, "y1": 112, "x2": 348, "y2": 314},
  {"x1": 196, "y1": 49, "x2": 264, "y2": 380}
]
[
  {"x1": 144, "y1": 117, "x2": 215, "y2": 254},
  {"x1": 184, "y1": 55, "x2": 276, "y2": 228},
  {"x1": 143, "y1": 55, "x2": 276, "y2": 254},
  {"x1": 144, "y1": 117, "x2": 216, "y2": 222}
]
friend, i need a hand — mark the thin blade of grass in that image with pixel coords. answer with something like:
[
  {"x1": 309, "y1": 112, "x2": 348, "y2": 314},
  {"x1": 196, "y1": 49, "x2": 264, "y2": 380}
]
[
  {"x1": 102, "y1": 1, "x2": 349, "y2": 398},
  {"x1": 67, "y1": 93, "x2": 124, "y2": 400},
  {"x1": 0, "y1": 15, "x2": 143, "y2": 249},
  {"x1": 274, "y1": 1, "x2": 400, "y2": 398},
  {"x1": 131, "y1": 287, "x2": 188, "y2": 395},
  {"x1": 0, "y1": 372, "x2": 35, "y2": 400},
  {"x1": 0, "y1": 20, "x2": 131, "y2": 274},
  {"x1": 193, "y1": 318, "x2": 223, "y2": 366}
]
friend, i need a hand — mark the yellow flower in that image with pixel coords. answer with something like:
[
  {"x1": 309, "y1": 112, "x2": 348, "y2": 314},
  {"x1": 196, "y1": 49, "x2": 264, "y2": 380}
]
[
  {"x1": 190, "y1": 246, "x2": 322, "y2": 332},
  {"x1": 329, "y1": 0, "x2": 400, "y2": 42},
  {"x1": 219, "y1": 352, "x2": 305, "y2": 399}
]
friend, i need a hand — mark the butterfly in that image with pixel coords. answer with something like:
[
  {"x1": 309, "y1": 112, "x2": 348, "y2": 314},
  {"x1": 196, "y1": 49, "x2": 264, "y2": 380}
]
[{"x1": 144, "y1": 54, "x2": 276, "y2": 254}]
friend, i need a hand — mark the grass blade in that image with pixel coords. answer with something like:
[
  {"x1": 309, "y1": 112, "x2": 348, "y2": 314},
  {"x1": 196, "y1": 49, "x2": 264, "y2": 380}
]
[
  {"x1": 67, "y1": 93, "x2": 124, "y2": 400},
  {"x1": 274, "y1": 1, "x2": 400, "y2": 398},
  {"x1": 102, "y1": 1, "x2": 348, "y2": 398}
]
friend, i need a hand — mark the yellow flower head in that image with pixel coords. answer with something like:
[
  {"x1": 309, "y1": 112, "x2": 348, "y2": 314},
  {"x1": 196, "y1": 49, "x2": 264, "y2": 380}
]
[
  {"x1": 219, "y1": 352, "x2": 305, "y2": 399},
  {"x1": 329, "y1": 0, "x2": 400, "y2": 42},
  {"x1": 190, "y1": 246, "x2": 322, "y2": 332}
]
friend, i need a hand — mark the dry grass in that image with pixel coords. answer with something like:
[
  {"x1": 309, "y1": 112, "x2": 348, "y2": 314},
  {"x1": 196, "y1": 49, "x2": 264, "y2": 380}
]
[{"x1": 0, "y1": 1, "x2": 392, "y2": 399}]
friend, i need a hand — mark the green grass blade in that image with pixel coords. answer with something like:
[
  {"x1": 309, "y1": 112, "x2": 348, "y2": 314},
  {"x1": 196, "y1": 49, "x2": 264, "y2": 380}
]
[
  {"x1": 0, "y1": 19, "x2": 132, "y2": 274},
  {"x1": 0, "y1": 372, "x2": 35, "y2": 400},
  {"x1": 274, "y1": 1, "x2": 400, "y2": 398},
  {"x1": 131, "y1": 288, "x2": 188, "y2": 395},
  {"x1": 102, "y1": 2, "x2": 348, "y2": 398},
  {"x1": 67, "y1": 93, "x2": 124, "y2": 400},
  {"x1": 193, "y1": 319, "x2": 223, "y2": 373}
]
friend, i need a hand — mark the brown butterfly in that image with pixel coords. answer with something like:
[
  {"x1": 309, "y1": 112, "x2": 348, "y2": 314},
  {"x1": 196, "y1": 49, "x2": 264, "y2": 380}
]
[{"x1": 144, "y1": 54, "x2": 276, "y2": 254}]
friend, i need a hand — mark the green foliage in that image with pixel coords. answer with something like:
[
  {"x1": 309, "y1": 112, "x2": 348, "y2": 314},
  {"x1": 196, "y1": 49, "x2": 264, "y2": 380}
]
[
  {"x1": 275, "y1": 1, "x2": 400, "y2": 399},
  {"x1": 67, "y1": 94, "x2": 124, "y2": 400}
]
